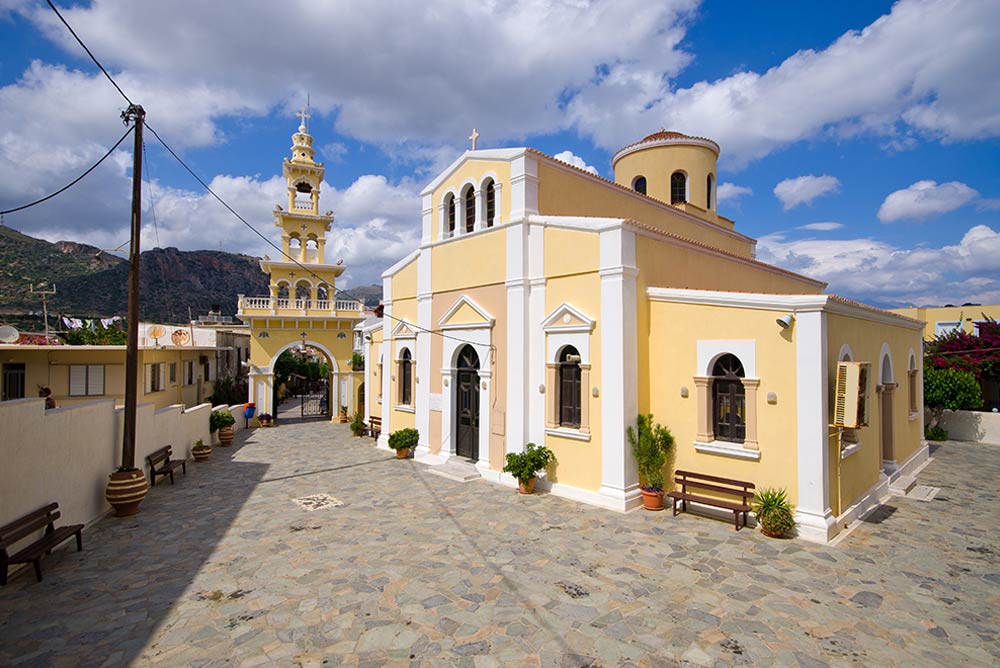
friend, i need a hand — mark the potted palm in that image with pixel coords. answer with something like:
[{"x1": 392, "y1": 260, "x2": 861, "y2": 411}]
[
  {"x1": 338, "y1": 405, "x2": 349, "y2": 423},
  {"x1": 628, "y1": 414, "x2": 675, "y2": 510},
  {"x1": 192, "y1": 439, "x2": 212, "y2": 462},
  {"x1": 387, "y1": 428, "x2": 419, "y2": 459},
  {"x1": 503, "y1": 442, "x2": 555, "y2": 494},
  {"x1": 210, "y1": 409, "x2": 236, "y2": 446},
  {"x1": 349, "y1": 411, "x2": 366, "y2": 437},
  {"x1": 752, "y1": 488, "x2": 796, "y2": 538}
]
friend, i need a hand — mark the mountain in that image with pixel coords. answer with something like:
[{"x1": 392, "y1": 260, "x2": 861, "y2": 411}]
[{"x1": 0, "y1": 227, "x2": 382, "y2": 327}]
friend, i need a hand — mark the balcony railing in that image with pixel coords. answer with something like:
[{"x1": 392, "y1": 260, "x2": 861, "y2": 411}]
[{"x1": 239, "y1": 296, "x2": 364, "y2": 314}]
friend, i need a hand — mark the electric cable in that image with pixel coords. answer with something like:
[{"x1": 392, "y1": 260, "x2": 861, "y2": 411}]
[
  {"x1": 0, "y1": 125, "x2": 134, "y2": 215},
  {"x1": 45, "y1": 0, "x2": 133, "y2": 106}
]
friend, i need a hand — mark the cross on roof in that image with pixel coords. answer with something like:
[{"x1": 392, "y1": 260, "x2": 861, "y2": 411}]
[
  {"x1": 468, "y1": 128, "x2": 480, "y2": 151},
  {"x1": 296, "y1": 107, "x2": 311, "y2": 131}
]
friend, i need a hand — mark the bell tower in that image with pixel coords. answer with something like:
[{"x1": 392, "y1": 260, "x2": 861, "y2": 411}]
[{"x1": 275, "y1": 107, "x2": 334, "y2": 265}]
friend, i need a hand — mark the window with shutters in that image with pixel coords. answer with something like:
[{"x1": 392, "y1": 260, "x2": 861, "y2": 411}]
[
  {"x1": 558, "y1": 346, "x2": 582, "y2": 428},
  {"x1": 445, "y1": 194, "x2": 456, "y2": 238},
  {"x1": 69, "y1": 364, "x2": 105, "y2": 396},
  {"x1": 484, "y1": 179, "x2": 496, "y2": 227},
  {"x1": 169, "y1": 362, "x2": 177, "y2": 384},
  {"x1": 398, "y1": 348, "x2": 412, "y2": 405},
  {"x1": 711, "y1": 354, "x2": 745, "y2": 443},
  {"x1": 144, "y1": 363, "x2": 165, "y2": 394},
  {"x1": 463, "y1": 185, "x2": 476, "y2": 233},
  {"x1": 184, "y1": 360, "x2": 195, "y2": 385}
]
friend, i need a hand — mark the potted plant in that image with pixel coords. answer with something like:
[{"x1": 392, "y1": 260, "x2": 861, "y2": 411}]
[
  {"x1": 351, "y1": 352, "x2": 365, "y2": 371},
  {"x1": 387, "y1": 428, "x2": 419, "y2": 459},
  {"x1": 503, "y1": 442, "x2": 555, "y2": 494},
  {"x1": 349, "y1": 411, "x2": 366, "y2": 437},
  {"x1": 258, "y1": 413, "x2": 273, "y2": 427},
  {"x1": 192, "y1": 439, "x2": 212, "y2": 462},
  {"x1": 338, "y1": 405, "x2": 349, "y2": 423},
  {"x1": 210, "y1": 408, "x2": 236, "y2": 446},
  {"x1": 752, "y1": 487, "x2": 795, "y2": 538},
  {"x1": 628, "y1": 414, "x2": 675, "y2": 510}
]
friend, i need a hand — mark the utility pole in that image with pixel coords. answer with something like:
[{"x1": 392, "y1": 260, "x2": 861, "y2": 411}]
[
  {"x1": 28, "y1": 282, "x2": 56, "y2": 338},
  {"x1": 121, "y1": 104, "x2": 145, "y2": 472}
]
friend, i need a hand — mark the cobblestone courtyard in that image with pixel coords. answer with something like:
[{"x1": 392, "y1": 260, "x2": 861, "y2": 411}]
[{"x1": 1, "y1": 422, "x2": 998, "y2": 667}]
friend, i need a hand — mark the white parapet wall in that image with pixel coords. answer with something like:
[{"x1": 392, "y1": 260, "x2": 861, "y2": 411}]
[
  {"x1": 936, "y1": 409, "x2": 1000, "y2": 444},
  {"x1": 0, "y1": 397, "x2": 211, "y2": 533}
]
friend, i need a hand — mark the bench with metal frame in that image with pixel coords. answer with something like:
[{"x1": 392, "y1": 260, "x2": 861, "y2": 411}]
[{"x1": 667, "y1": 470, "x2": 755, "y2": 531}]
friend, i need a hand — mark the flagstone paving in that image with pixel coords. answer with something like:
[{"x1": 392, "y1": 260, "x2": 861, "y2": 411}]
[{"x1": 1, "y1": 423, "x2": 998, "y2": 667}]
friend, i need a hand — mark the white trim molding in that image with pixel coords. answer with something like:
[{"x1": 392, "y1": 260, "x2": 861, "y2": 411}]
[
  {"x1": 693, "y1": 440, "x2": 761, "y2": 461},
  {"x1": 541, "y1": 303, "x2": 596, "y2": 334},
  {"x1": 438, "y1": 295, "x2": 496, "y2": 330},
  {"x1": 546, "y1": 427, "x2": 591, "y2": 442},
  {"x1": 697, "y1": 340, "x2": 757, "y2": 377}
]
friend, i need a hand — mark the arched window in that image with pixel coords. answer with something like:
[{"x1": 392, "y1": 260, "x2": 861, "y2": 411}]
[
  {"x1": 464, "y1": 185, "x2": 476, "y2": 233},
  {"x1": 908, "y1": 354, "x2": 918, "y2": 414},
  {"x1": 671, "y1": 172, "x2": 687, "y2": 204},
  {"x1": 632, "y1": 176, "x2": 647, "y2": 195},
  {"x1": 484, "y1": 179, "x2": 496, "y2": 227},
  {"x1": 558, "y1": 346, "x2": 582, "y2": 428},
  {"x1": 399, "y1": 348, "x2": 412, "y2": 405},
  {"x1": 295, "y1": 281, "x2": 312, "y2": 308},
  {"x1": 446, "y1": 194, "x2": 456, "y2": 237},
  {"x1": 276, "y1": 283, "x2": 290, "y2": 302},
  {"x1": 706, "y1": 173, "x2": 714, "y2": 210},
  {"x1": 317, "y1": 284, "x2": 329, "y2": 301},
  {"x1": 712, "y1": 354, "x2": 745, "y2": 442}
]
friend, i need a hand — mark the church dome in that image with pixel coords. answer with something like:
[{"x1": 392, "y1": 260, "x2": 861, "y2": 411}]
[
  {"x1": 612, "y1": 130, "x2": 720, "y2": 166},
  {"x1": 611, "y1": 130, "x2": 721, "y2": 211}
]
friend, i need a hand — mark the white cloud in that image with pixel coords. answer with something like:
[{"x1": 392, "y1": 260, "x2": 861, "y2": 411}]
[
  {"x1": 877, "y1": 179, "x2": 979, "y2": 222},
  {"x1": 773, "y1": 175, "x2": 841, "y2": 210},
  {"x1": 569, "y1": 0, "x2": 1000, "y2": 165},
  {"x1": 716, "y1": 182, "x2": 752, "y2": 202},
  {"x1": 797, "y1": 222, "x2": 843, "y2": 231},
  {"x1": 756, "y1": 224, "x2": 1000, "y2": 306},
  {"x1": 552, "y1": 150, "x2": 598, "y2": 175}
]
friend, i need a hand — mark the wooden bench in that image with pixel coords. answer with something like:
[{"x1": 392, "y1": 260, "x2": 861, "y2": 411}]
[
  {"x1": 1, "y1": 503, "x2": 83, "y2": 584},
  {"x1": 367, "y1": 416, "x2": 382, "y2": 440},
  {"x1": 146, "y1": 445, "x2": 186, "y2": 486},
  {"x1": 667, "y1": 470, "x2": 755, "y2": 531}
]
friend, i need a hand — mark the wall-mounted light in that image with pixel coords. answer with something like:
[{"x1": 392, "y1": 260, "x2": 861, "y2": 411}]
[
  {"x1": 591, "y1": 387, "x2": 599, "y2": 398},
  {"x1": 776, "y1": 314, "x2": 795, "y2": 329},
  {"x1": 767, "y1": 392, "x2": 778, "y2": 404},
  {"x1": 680, "y1": 386, "x2": 689, "y2": 398},
  {"x1": 538, "y1": 384, "x2": 545, "y2": 394}
]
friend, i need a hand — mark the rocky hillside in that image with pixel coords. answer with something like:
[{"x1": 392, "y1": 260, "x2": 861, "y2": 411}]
[{"x1": 0, "y1": 227, "x2": 382, "y2": 327}]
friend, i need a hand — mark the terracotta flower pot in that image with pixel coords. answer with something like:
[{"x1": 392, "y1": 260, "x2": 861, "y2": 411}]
[
  {"x1": 518, "y1": 477, "x2": 536, "y2": 495},
  {"x1": 218, "y1": 425, "x2": 235, "y2": 446},
  {"x1": 640, "y1": 488, "x2": 664, "y2": 511},
  {"x1": 192, "y1": 448, "x2": 211, "y2": 462},
  {"x1": 105, "y1": 469, "x2": 148, "y2": 517},
  {"x1": 395, "y1": 448, "x2": 409, "y2": 459}
]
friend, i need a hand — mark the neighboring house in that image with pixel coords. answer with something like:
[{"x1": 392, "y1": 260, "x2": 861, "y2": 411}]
[
  {"x1": 0, "y1": 322, "x2": 243, "y2": 409},
  {"x1": 360, "y1": 130, "x2": 925, "y2": 544},
  {"x1": 889, "y1": 304, "x2": 1000, "y2": 340},
  {"x1": 237, "y1": 115, "x2": 366, "y2": 418}
]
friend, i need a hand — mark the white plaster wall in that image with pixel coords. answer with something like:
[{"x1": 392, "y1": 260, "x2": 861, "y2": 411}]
[
  {"x1": 935, "y1": 410, "x2": 1000, "y2": 444},
  {"x1": 0, "y1": 397, "x2": 212, "y2": 541}
]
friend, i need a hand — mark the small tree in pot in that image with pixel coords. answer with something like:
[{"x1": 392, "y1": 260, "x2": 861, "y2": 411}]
[
  {"x1": 628, "y1": 414, "x2": 675, "y2": 510},
  {"x1": 349, "y1": 411, "x2": 366, "y2": 437},
  {"x1": 503, "y1": 442, "x2": 555, "y2": 494},
  {"x1": 210, "y1": 409, "x2": 236, "y2": 446},
  {"x1": 192, "y1": 439, "x2": 212, "y2": 462},
  {"x1": 752, "y1": 487, "x2": 795, "y2": 538},
  {"x1": 388, "y1": 428, "x2": 419, "y2": 459}
]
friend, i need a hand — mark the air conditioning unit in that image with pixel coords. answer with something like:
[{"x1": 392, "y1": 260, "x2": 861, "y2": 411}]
[{"x1": 834, "y1": 361, "x2": 871, "y2": 428}]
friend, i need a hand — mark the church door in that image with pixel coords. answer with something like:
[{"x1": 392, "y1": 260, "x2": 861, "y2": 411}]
[{"x1": 455, "y1": 345, "x2": 480, "y2": 460}]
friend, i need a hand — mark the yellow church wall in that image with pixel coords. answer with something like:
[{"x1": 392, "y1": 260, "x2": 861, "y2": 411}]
[
  {"x1": 430, "y1": 231, "x2": 506, "y2": 293},
  {"x1": 544, "y1": 227, "x2": 600, "y2": 277},
  {"x1": 635, "y1": 235, "x2": 823, "y2": 295},
  {"x1": 366, "y1": 334, "x2": 383, "y2": 417},
  {"x1": 535, "y1": 161, "x2": 752, "y2": 257},
  {"x1": 890, "y1": 304, "x2": 1000, "y2": 340},
  {"x1": 646, "y1": 301, "x2": 801, "y2": 505},
  {"x1": 388, "y1": 296, "x2": 417, "y2": 429},
  {"x1": 543, "y1": 272, "x2": 603, "y2": 491},
  {"x1": 391, "y1": 260, "x2": 418, "y2": 301},
  {"x1": 826, "y1": 312, "x2": 924, "y2": 511},
  {"x1": 430, "y1": 159, "x2": 512, "y2": 242},
  {"x1": 430, "y1": 283, "x2": 508, "y2": 466},
  {"x1": 613, "y1": 143, "x2": 719, "y2": 216}
]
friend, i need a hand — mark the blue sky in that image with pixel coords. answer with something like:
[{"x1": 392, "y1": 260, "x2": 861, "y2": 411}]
[{"x1": 1, "y1": 0, "x2": 998, "y2": 307}]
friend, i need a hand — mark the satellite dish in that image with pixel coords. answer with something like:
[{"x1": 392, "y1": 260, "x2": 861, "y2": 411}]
[
  {"x1": 0, "y1": 325, "x2": 19, "y2": 343},
  {"x1": 147, "y1": 325, "x2": 166, "y2": 344},
  {"x1": 171, "y1": 329, "x2": 190, "y2": 346}
]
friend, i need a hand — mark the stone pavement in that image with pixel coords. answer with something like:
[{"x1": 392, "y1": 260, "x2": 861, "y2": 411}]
[{"x1": 1, "y1": 424, "x2": 998, "y2": 668}]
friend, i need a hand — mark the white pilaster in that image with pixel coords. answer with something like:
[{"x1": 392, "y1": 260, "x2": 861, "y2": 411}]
[
  {"x1": 421, "y1": 194, "x2": 433, "y2": 245},
  {"x1": 506, "y1": 222, "x2": 529, "y2": 454},
  {"x1": 473, "y1": 188, "x2": 484, "y2": 231},
  {"x1": 379, "y1": 277, "x2": 393, "y2": 449},
  {"x1": 416, "y1": 249, "x2": 432, "y2": 455},
  {"x1": 493, "y1": 182, "x2": 503, "y2": 227},
  {"x1": 598, "y1": 228, "x2": 641, "y2": 511},
  {"x1": 794, "y1": 309, "x2": 836, "y2": 542},
  {"x1": 527, "y1": 219, "x2": 547, "y2": 447},
  {"x1": 509, "y1": 154, "x2": 538, "y2": 223}
]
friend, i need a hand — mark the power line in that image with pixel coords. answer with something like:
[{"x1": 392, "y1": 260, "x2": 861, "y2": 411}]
[
  {"x1": 141, "y1": 140, "x2": 161, "y2": 248},
  {"x1": 45, "y1": 0, "x2": 133, "y2": 106},
  {"x1": 144, "y1": 122, "x2": 491, "y2": 351},
  {"x1": 0, "y1": 125, "x2": 134, "y2": 216}
]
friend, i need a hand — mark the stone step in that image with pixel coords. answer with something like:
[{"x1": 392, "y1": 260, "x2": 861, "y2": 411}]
[
  {"x1": 426, "y1": 458, "x2": 482, "y2": 483},
  {"x1": 890, "y1": 474, "x2": 917, "y2": 495}
]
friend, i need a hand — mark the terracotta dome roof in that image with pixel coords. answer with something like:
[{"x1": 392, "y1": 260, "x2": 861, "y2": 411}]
[{"x1": 612, "y1": 130, "x2": 720, "y2": 164}]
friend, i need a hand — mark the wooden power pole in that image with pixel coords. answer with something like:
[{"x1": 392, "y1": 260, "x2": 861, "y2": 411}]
[{"x1": 120, "y1": 104, "x2": 145, "y2": 472}]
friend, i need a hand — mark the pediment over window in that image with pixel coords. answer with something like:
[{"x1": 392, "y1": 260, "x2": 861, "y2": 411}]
[
  {"x1": 438, "y1": 295, "x2": 495, "y2": 330},
  {"x1": 541, "y1": 303, "x2": 596, "y2": 333},
  {"x1": 391, "y1": 320, "x2": 417, "y2": 339}
]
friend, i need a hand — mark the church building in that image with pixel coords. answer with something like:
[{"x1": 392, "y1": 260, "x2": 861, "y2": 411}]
[{"x1": 358, "y1": 130, "x2": 927, "y2": 543}]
